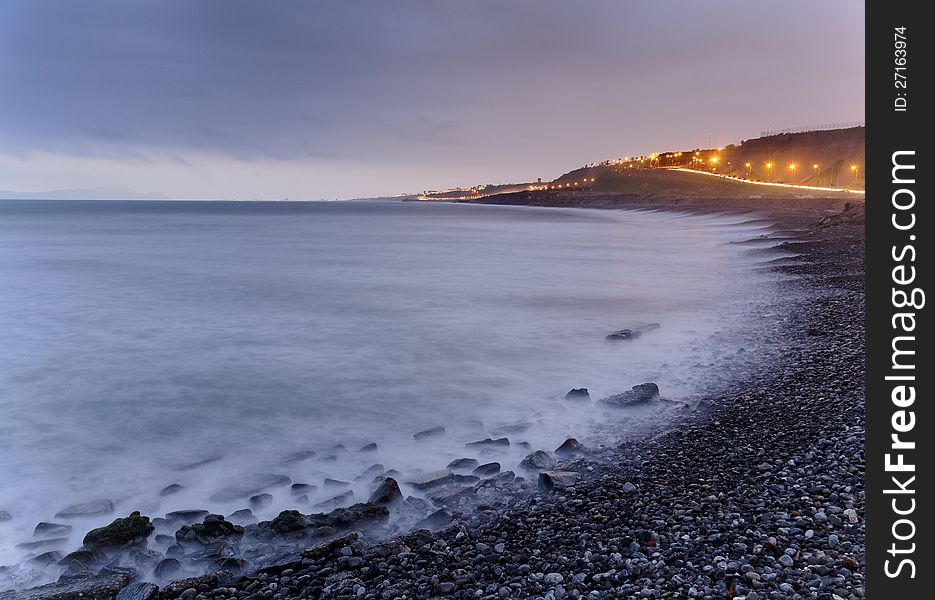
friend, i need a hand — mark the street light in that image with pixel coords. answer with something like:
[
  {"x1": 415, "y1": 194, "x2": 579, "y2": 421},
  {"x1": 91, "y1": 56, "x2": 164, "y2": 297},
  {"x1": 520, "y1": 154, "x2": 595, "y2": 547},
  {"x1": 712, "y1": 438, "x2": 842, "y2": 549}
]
[
  {"x1": 851, "y1": 164, "x2": 859, "y2": 183},
  {"x1": 789, "y1": 163, "x2": 797, "y2": 178},
  {"x1": 766, "y1": 162, "x2": 774, "y2": 178},
  {"x1": 812, "y1": 163, "x2": 820, "y2": 184},
  {"x1": 745, "y1": 162, "x2": 752, "y2": 177}
]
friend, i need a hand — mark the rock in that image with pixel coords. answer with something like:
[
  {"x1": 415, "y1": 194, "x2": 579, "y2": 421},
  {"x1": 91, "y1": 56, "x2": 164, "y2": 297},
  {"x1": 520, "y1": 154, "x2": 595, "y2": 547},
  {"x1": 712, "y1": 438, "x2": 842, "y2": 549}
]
[
  {"x1": 520, "y1": 450, "x2": 556, "y2": 470},
  {"x1": 226, "y1": 509, "x2": 257, "y2": 525},
  {"x1": 27, "y1": 551, "x2": 64, "y2": 567},
  {"x1": 414, "y1": 509, "x2": 454, "y2": 530},
  {"x1": 554, "y1": 438, "x2": 584, "y2": 455},
  {"x1": 159, "y1": 484, "x2": 184, "y2": 497},
  {"x1": 599, "y1": 383, "x2": 661, "y2": 408},
  {"x1": 33, "y1": 522, "x2": 72, "y2": 538},
  {"x1": 606, "y1": 323, "x2": 660, "y2": 340},
  {"x1": 165, "y1": 510, "x2": 209, "y2": 525},
  {"x1": 472, "y1": 462, "x2": 501, "y2": 476},
  {"x1": 58, "y1": 548, "x2": 108, "y2": 570},
  {"x1": 315, "y1": 490, "x2": 355, "y2": 509},
  {"x1": 405, "y1": 470, "x2": 479, "y2": 490},
  {"x1": 153, "y1": 558, "x2": 183, "y2": 580},
  {"x1": 538, "y1": 471, "x2": 580, "y2": 491},
  {"x1": 209, "y1": 473, "x2": 291, "y2": 502},
  {"x1": 116, "y1": 581, "x2": 159, "y2": 600},
  {"x1": 259, "y1": 504, "x2": 388, "y2": 540},
  {"x1": 175, "y1": 514, "x2": 244, "y2": 545},
  {"x1": 359, "y1": 442, "x2": 378, "y2": 452},
  {"x1": 0, "y1": 511, "x2": 11, "y2": 521},
  {"x1": 413, "y1": 426, "x2": 446, "y2": 440},
  {"x1": 249, "y1": 493, "x2": 273, "y2": 509},
  {"x1": 2, "y1": 568, "x2": 133, "y2": 600},
  {"x1": 55, "y1": 499, "x2": 114, "y2": 519},
  {"x1": 622, "y1": 481, "x2": 638, "y2": 494},
  {"x1": 368, "y1": 477, "x2": 403, "y2": 506},
  {"x1": 323, "y1": 478, "x2": 351, "y2": 489},
  {"x1": 447, "y1": 458, "x2": 479, "y2": 470},
  {"x1": 128, "y1": 547, "x2": 163, "y2": 571},
  {"x1": 465, "y1": 437, "x2": 509, "y2": 449},
  {"x1": 291, "y1": 483, "x2": 316, "y2": 495},
  {"x1": 564, "y1": 388, "x2": 590, "y2": 400},
  {"x1": 176, "y1": 455, "x2": 222, "y2": 471},
  {"x1": 281, "y1": 449, "x2": 316, "y2": 464},
  {"x1": 426, "y1": 486, "x2": 476, "y2": 505},
  {"x1": 16, "y1": 538, "x2": 68, "y2": 551},
  {"x1": 83, "y1": 511, "x2": 155, "y2": 549}
]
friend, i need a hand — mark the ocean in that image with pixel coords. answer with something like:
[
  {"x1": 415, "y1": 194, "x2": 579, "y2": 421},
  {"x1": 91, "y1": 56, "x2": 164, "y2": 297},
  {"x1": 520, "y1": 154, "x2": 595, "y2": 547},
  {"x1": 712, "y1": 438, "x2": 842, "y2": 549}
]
[{"x1": 0, "y1": 199, "x2": 783, "y2": 567}]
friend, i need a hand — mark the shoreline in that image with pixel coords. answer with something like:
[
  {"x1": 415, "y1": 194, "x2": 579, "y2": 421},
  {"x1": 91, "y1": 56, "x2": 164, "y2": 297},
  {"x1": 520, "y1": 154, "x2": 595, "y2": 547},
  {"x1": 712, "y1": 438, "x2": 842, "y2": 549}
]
[{"x1": 1, "y1": 196, "x2": 865, "y2": 600}]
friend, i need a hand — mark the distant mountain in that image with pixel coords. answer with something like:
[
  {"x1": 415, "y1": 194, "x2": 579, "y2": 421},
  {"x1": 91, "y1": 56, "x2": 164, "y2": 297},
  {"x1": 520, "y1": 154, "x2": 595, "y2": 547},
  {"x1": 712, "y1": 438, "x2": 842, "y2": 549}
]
[{"x1": 0, "y1": 186, "x2": 168, "y2": 200}]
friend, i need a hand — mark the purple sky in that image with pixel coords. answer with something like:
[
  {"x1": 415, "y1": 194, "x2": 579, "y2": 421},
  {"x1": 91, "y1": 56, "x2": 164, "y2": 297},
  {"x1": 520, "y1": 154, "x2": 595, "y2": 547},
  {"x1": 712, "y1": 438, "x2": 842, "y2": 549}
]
[{"x1": 0, "y1": 0, "x2": 864, "y2": 199}]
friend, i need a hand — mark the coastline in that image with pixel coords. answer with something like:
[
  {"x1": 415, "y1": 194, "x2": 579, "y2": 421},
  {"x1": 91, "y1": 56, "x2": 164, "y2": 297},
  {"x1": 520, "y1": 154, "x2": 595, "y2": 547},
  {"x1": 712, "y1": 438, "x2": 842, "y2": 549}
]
[{"x1": 1, "y1": 195, "x2": 865, "y2": 600}]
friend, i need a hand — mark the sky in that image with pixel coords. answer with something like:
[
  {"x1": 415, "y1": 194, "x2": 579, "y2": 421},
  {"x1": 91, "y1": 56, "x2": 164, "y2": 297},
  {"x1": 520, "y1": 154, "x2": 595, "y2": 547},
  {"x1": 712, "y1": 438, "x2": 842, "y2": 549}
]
[{"x1": 0, "y1": 0, "x2": 864, "y2": 200}]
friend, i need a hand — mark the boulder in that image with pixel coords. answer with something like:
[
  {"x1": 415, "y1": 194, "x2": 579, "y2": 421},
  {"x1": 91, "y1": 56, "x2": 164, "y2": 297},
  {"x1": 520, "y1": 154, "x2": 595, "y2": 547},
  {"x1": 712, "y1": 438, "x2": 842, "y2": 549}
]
[
  {"x1": 520, "y1": 450, "x2": 556, "y2": 470},
  {"x1": 291, "y1": 483, "x2": 316, "y2": 495},
  {"x1": 315, "y1": 490, "x2": 355, "y2": 509},
  {"x1": 323, "y1": 478, "x2": 350, "y2": 489},
  {"x1": 405, "y1": 470, "x2": 478, "y2": 490},
  {"x1": 82, "y1": 512, "x2": 154, "y2": 549},
  {"x1": 554, "y1": 438, "x2": 584, "y2": 455},
  {"x1": 226, "y1": 509, "x2": 257, "y2": 525},
  {"x1": 599, "y1": 383, "x2": 661, "y2": 408},
  {"x1": 413, "y1": 426, "x2": 446, "y2": 440},
  {"x1": 368, "y1": 477, "x2": 403, "y2": 506},
  {"x1": 55, "y1": 499, "x2": 114, "y2": 519},
  {"x1": 564, "y1": 388, "x2": 590, "y2": 400},
  {"x1": 174, "y1": 514, "x2": 244, "y2": 545},
  {"x1": 538, "y1": 471, "x2": 580, "y2": 491},
  {"x1": 0, "y1": 511, "x2": 11, "y2": 521},
  {"x1": 27, "y1": 551, "x2": 64, "y2": 567},
  {"x1": 472, "y1": 462, "x2": 501, "y2": 476},
  {"x1": 3, "y1": 568, "x2": 133, "y2": 600},
  {"x1": 447, "y1": 458, "x2": 479, "y2": 470},
  {"x1": 16, "y1": 538, "x2": 67, "y2": 551},
  {"x1": 359, "y1": 443, "x2": 378, "y2": 452},
  {"x1": 257, "y1": 504, "x2": 388, "y2": 540}
]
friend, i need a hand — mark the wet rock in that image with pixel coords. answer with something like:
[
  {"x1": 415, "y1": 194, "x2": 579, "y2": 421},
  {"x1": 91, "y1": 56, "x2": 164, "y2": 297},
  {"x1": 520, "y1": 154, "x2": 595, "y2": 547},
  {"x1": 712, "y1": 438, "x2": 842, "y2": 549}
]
[
  {"x1": 538, "y1": 471, "x2": 580, "y2": 491},
  {"x1": 414, "y1": 509, "x2": 454, "y2": 530},
  {"x1": 281, "y1": 449, "x2": 316, "y2": 464},
  {"x1": 226, "y1": 509, "x2": 256, "y2": 525},
  {"x1": 257, "y1": 504, "x2": 388, "y2": 541},
  {"x1": 153, "y1": 534, "x2": 174, "y2": 545},
  {"x1": 465, "y1": 437, "x2": 509, "y2": 449},
  {"x1": 153, "y1": 558, "x2": 183, "y2": 580},
  {"x1": 323, "y1": 478, "x2": 350, "y2": 489},
  {"x1": 83, "y1": 511, "x2": 154, "y2": 549},
  {"x1": 599, "y1": 382, "x2": 661, "y2": 407},
  {"x1": 426, "y1": 486, "x2": 476, "y2": 505},
  {"x1": 31, "y1": 523, "x2": 70, "y2": 539},
  {"x1": 54, "y1": 499, "x2": 114, "y2": 519},
  {"x1": 116, "y1": 581, "x2": 159, "y2": 600},
  {"x1": 249, "y1": 493, "x2": 273, "y2": 509},
  {"x1": 128, "y1": 547, "x2": 163, "y2": 572},
  {"x1": 290, "y1": 483, "x2": 316, "y2": 495},
  {"x1": 175, "y1": 514, "x2": 244, "y2": 545},
  {"x1": 209, "y1": 473, "x2": 291, "y2": 502},
  {"x1": 447, "y1": 458, "x2": 479, "y2": 470},
  {"x1": 58, "y1": 548, "x2": 108, "y2": 570},
  {"x1": 0, "y1": 511, "x2": 11, "y2": 521},
  {"x1": 554, "y1": 438, "x2": 584, "y2": 455},
  {"x1": 606, "y1": 323, "x2": 660, "y2": 340},
  {"x1": 520, "y1": 450, "x2": 556, "y2": 470},
  {"x1": 3, "y1": 567, "x2": 133, "y2": 600},
  {"x1": 16, "y1": 538, "x2": 68, "y2": 551},
  {"x1": 26, "y1": 551, "x2": 63, "y2": 568},
  {"x1": 314, "y1": 490, "x2": 355, "y2": 509},
  {"x1": 159, "y1": 484, "x2": 184, "y2": 497},
  {"x1": 359, "y1": 442, "x2": 378, "y2": 452},
  {"x1": 164, "y1": 510, "x2": 209, "y2": 525},
  {"x1": 406, "y1": 470, "x2": 479, "y2": 490},
  {"x1": 413, "y1": 426, "x2": 446, "y2": 440},
  {"x1": 473, "y1": 462, "x2": 501, "y2": 476},
  {"x1": 176, "y1": 455, "x2": 222, "y2": 471},
  {"x1": 367, "y1": 477, "x2": 403, "y2": 506},
  {"x1": 564, "y1": 388, "x2": 590, "y2": 400}
]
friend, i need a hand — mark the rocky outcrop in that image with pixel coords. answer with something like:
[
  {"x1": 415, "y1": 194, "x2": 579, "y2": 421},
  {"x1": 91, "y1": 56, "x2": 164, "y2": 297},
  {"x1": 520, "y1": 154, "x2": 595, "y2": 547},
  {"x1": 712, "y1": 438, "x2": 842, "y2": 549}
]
[
  {"x1": 83, "y1": 512, "x2": 154, "y2": 549},
  {"x1": 174, "y1": 514, "x2": 243, "y2": 546}
]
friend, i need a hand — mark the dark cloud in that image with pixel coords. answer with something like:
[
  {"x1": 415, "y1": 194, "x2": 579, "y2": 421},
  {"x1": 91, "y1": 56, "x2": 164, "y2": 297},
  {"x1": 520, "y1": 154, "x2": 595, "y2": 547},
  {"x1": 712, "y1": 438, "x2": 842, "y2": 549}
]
[{"x1": 0, "y1": 0, "x2": 863, "y2": 194}]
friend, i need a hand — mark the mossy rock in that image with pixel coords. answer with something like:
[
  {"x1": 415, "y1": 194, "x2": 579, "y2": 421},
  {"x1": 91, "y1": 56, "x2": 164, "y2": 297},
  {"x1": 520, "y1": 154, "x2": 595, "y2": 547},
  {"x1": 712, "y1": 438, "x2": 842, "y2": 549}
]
[{"x1": 83, "y1": 511, "x2": 154, "y2": 548}]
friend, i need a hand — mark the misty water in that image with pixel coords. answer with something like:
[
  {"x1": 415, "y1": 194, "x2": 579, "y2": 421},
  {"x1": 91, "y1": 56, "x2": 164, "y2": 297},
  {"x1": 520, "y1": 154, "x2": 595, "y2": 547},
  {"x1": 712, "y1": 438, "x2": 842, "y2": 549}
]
[{"x1": 0, "y1": 200, "x2": 784, "y2": 568}]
